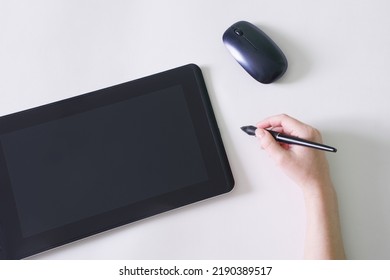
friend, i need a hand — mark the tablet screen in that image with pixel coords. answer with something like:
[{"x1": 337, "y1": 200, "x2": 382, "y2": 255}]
[
  {"x1": 0, "y1": 64, "x2": 234, "y2": 259},
  {"x1": 1, "y1": 85, "x2": 208, "y2": 238}
]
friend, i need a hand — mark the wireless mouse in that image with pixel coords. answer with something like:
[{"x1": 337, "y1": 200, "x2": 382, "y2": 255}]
[{"x1": 223, "y1": 21, "x2": 288, "y2": 84}]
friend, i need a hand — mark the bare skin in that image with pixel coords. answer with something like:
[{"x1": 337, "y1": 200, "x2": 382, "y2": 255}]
[{"x1": 255, "y1": 114, "x2": 346, "y2": 259}]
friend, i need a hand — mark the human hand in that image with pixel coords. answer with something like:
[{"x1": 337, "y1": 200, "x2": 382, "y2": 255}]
[
  {"x1": 255, "y1": 114, "x2": 333, "y2": 192},
  {"x1": 256, "y1": 114, "x2": 345, "y2": 259}
]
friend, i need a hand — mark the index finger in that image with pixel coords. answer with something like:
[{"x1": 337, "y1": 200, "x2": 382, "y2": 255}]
[{"x1": 256, "y1": 114, "x2": 305, "y2": 135}]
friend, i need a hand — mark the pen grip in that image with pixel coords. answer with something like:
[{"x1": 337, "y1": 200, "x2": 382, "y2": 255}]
[
  {"x1": 266, "y1": 130, "x2": 337, "y2": 152},
  {"x1": 267, "y1": 130, "x2": 301, "y2": 144}
]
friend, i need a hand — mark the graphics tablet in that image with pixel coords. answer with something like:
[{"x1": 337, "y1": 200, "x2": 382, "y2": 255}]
[{"x1": 0, "y1": 64, "x2": 234, "y2": 259}]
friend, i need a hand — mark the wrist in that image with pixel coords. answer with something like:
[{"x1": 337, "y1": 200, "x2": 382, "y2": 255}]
[{"x1": 301, "y1": 179, "x2": 336, "y2": 202}]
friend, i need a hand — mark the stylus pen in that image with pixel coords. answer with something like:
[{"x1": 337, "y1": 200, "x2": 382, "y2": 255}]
[{"x1": 240, "y1": 125, "x2": 337, "y2": 153}]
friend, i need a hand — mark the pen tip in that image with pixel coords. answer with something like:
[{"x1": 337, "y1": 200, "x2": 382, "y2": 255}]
[{"x1": 240, "y1": 125, "x2": 257, "y2": 136}]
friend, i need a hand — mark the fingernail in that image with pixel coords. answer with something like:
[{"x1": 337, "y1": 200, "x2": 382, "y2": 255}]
[{"x1": 255, "y1": 128, "x2": 265, "y2": 138}]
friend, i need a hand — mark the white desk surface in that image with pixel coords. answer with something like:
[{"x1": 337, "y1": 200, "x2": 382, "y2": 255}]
[{"x1": 1, "y1": 0, "x2": 389, "y2": 260}]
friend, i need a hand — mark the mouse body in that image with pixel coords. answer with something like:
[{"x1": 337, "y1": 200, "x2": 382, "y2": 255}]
[{"x1": 223, "y1": 21, "x2": 288, "y2": 84}]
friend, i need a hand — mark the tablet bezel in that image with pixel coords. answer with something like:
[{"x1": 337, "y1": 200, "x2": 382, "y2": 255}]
[{"x1": 0, "y1": 64, "x2": 234, "y2": 259}]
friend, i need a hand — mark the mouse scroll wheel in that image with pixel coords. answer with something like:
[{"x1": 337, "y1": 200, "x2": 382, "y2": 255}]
[{"x1": 234, "y1": 28, "x2": 243, "y2": 36}]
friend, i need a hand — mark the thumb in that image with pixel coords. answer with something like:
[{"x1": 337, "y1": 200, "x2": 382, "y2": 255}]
[{"x1": 256, "y1": 128, "x2": 286, "y2": 161}]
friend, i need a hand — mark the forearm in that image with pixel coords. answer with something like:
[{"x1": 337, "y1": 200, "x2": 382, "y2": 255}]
[
  {"x1": 302, "y1": 183, "x2": 346, "y2": 259},
  {"x1": 256, "y1": 114, "x2": 346, "y2": 259}
]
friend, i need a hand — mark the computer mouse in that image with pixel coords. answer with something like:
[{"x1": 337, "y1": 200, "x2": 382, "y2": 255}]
[{"x1": 223, "y1": 21, "x2": 288, "y2": 84}]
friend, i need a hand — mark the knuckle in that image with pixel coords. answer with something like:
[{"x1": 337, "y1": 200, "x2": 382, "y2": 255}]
[
  {"x1": 279, "y1": 113, "x2": 290, "y2": 120},
  {"x1": 309, "y1": 127, "x2": 322, "y2": 141}
]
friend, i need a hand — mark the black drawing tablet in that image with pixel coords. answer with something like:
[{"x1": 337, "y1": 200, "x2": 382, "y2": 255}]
[{"x1": 0, "y1": 64, "x2": 234, "y2": 259}]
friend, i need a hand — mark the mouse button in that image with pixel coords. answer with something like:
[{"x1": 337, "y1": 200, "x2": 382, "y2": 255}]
[
  {"x1": 223, "y1": 27, "x2": 238, "y2": 43},
  {"x1": 223, "y1": 29, "x2": 249, "y2": 49},
  {"x1": 247, "y1": 26, "x2": 286, "y2": 59},
  {"x1": 233, "y1": 28, "x2": 244, "y2": 36},
  {"x1": 224, "y1": 39, "x2": 253, "y2": 66},
  {"x1": 237, "y1": 22, "x2": 259, "y2": 36},
  {"x1": 245, "y1": 28, "x2": 271, "y2": 48},
  {"x1": 251, "y1": 35, "x2": 284, "y2": 60}
]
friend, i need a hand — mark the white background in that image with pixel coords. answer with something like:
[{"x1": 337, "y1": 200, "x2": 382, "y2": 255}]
[{"x1": 1, "y1": 0, "x2": 389, "y2": 259}]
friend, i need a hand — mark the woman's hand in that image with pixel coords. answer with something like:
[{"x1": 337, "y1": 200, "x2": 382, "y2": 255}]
[
  {"x1": 256, "y1": 114, "x2": 332, "y2": 193},
  {"x1": 255, "y1": 114, "x2": 346, "y2": 259}
]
